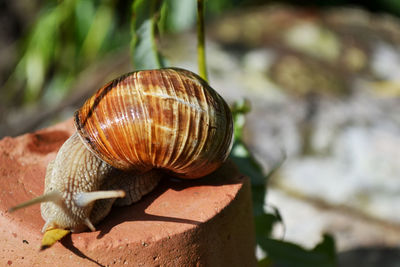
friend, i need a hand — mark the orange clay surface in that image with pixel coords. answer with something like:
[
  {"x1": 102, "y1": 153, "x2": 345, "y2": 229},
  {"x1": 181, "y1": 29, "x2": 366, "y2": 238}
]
[{"x1": 0, "y1": 119, "x2": 256, "y2": 266}]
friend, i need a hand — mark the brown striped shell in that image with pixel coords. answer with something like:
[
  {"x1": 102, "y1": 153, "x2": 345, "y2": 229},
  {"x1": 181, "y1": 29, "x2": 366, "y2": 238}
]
[{"x1": 74, "y1": 68, "x2": 233, "y2": 179}]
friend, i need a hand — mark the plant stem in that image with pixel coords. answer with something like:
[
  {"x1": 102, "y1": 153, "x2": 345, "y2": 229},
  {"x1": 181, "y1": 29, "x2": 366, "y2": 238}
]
[{"x1": 197, "y1": 0, "x2": 208, "y2": 82}]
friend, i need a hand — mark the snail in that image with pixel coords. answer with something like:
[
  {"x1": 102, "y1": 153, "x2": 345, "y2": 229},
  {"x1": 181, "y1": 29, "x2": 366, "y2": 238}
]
[{"x1": 9, "y1": 68, "x2": 233, "y2": 247}]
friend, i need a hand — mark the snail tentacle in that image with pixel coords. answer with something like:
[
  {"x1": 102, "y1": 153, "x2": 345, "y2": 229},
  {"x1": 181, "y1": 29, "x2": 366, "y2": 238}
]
[
  {"x1": 74, "y1": 190, "x2": 126, "y2": 208},
  {"x1": 9, "y1": 191, "x2": 63, "y2": 213},
  {"x1": 84, "y1": 218, "x2": 96, "y2": 232}
]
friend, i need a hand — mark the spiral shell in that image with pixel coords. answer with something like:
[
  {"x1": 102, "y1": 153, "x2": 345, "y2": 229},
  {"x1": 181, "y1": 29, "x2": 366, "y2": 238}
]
[{"x1": 75, "y1": 68, "x2": 233, "y2": 178}]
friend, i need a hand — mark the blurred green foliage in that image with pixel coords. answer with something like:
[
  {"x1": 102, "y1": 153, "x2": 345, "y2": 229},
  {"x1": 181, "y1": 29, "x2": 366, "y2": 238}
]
[
  {"x1": 4, "y1": 0, "x2": 400, "y2": 109},
  {"x1": 2, "y1": 0, "x2": 240, "y2": 109},
  {"x1": 5, "y1": 0, "x2": 131, "y2": 107}
]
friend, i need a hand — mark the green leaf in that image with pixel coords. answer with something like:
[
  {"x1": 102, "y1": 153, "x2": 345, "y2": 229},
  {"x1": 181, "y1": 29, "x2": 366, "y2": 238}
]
[
  {"x1": 131, "y1": 0, "x2": 167, "y2": 70},
  {"x1": 230, "y1": 99, "x2": 282, "y2": 241},
  {"x1": 80, "y1": 3, "x2": 114, "y2": 63},
  {"x1": 22, "y1": 3, "x2": 69, "y2": 102},
  {"x1": 74, "y1": 0, "x2": 96, "y2": 45},
  {"x1": 159, "y1": 0, "x2": 196, "y2": 33},
  {"x1": 231, "y1": 99, "x2": 251, "y2": 140},
  {"x1": 259, "y1": 234, "x2": 337, "y2": 267},
  {"x1": 255, "y1": 212, "x2": 280, "y2": 240}
]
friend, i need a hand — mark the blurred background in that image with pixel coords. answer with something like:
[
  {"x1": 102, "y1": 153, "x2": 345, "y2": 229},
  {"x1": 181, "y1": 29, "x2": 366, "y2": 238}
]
[{"x1": 2, "y1": 0, "x2": 400, "y2": 266}]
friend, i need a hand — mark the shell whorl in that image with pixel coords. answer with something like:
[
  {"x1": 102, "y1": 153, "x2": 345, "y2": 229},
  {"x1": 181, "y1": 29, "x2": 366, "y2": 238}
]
[{"x1": 75, "y1": 68, "x2": 233, "y2": 179}]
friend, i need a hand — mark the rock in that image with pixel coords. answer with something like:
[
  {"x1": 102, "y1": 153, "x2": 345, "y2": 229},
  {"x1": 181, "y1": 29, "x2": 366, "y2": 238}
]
[{"x1": 0, "y1": 120, "x2": 256, "y2": 266}]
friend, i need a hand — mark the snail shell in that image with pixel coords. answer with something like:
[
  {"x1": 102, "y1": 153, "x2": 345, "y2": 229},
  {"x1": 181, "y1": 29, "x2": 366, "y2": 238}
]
[{"x1": 75, "y1": 68, "x2": 233, "y2": 178}]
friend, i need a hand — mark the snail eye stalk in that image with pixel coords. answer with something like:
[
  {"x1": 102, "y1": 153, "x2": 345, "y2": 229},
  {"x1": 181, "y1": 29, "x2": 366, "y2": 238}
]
[
  {"x1": 74, "y1": 190, "x2": 126, "y2": 208},
  {"x1": 8, "y1": 191, "x2": 63, "y2": 213}
]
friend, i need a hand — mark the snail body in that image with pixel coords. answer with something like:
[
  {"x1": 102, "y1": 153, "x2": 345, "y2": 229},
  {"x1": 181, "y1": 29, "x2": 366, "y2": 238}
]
[{"x1": 11, "y1": 68, "x2": 233, "y2": 235}]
